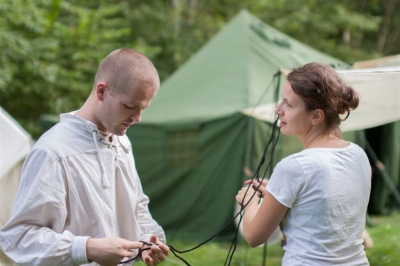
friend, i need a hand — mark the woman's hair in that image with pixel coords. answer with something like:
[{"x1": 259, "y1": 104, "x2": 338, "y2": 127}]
[{"x1": 287, "y1": 62, "x2": 359, "y2": 136}]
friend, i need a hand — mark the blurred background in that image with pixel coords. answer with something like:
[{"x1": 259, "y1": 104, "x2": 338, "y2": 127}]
[
  {"x1": 1, "y1": 0, "x2": 399, "y2": 137},
  {"x1": 1, "y1": 0, "x2": 399, "y2": 265}
]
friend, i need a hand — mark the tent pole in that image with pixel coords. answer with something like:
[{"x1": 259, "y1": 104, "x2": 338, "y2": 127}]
[
  {"x1": 242, "y1": 116, "x2": 255, "y2": 182},
  {"x1": 364, "y1": 137, "x2": 400, "y2": 207}
]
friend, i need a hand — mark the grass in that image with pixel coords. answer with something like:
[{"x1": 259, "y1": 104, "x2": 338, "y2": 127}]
[
  {"x1": 144, "y1": 212, "x2": 400, "y2": 266},
  {"x1": 365, "y1": 212, "x2": 400, "y2": 266},
  {"x1": 161, "y1": 239, "x2": 284, "y2": 266}
]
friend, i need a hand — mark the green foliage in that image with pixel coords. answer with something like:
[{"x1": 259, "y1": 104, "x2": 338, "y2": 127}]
[
  {"x1": 250, "y1": 0, "x2": 384, "y2": 63},
  {"x1": 0, "y1": 0, "x2": 58, "y2": 136},
  {"x1": 1, "y1": 0, "x2": 136, "y2": 137},
  {"x1": 0, "y1": 0, "x2": 399, "y2": 138}
]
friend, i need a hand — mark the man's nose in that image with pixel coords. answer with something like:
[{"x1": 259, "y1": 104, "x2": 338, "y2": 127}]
[{"x1": 130, "y1": 110, "x2": 142, "y2": 123}]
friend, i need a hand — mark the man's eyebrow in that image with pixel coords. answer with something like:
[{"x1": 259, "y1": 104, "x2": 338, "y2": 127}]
[{"x1": 123, "y1": 103, "x2": 147, "y2": 109}]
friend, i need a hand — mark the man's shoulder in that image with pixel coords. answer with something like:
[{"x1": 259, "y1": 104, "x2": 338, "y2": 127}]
[{"x1": 34, "y1": 122, "x2": 93, "y2": 158}]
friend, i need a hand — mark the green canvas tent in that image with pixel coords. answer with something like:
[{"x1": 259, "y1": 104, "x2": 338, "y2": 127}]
[{"x1": 125, "y1": 10, "x2": 353, "y2": 241}]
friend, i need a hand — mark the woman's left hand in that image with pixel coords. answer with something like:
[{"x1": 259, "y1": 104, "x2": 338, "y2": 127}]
[{"x1": 236, "y1": 185, "x2": 259, "y2": 206}]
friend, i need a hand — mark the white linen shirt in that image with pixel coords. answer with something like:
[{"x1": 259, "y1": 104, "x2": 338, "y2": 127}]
[
  {"x1": 0, "y1": 112, "x2": 165, "y2": 265},
  {"x1": 267, "y1": 142, "x2": 371, "y2": 265}
]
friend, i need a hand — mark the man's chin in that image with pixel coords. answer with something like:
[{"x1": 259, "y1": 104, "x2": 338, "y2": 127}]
[
  {"x1": 115, "y1": 131, "x2": 126, "y2": 136},
  {"x1": 110, "y1": 128, "x2": 127, "y2": 136}
]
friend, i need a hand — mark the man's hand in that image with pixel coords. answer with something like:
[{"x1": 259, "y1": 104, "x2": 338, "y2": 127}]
[
  {"x1": 86, "y1": 237, "x2": 143, "y2": 266},
  {"x1": 141, "y1": 235, "x2": 170, "y2": 266}
]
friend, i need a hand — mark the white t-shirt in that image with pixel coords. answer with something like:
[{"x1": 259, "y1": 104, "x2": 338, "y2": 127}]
[{"x1": 267, "y1": 142, "x2": 371, "y2": 265}]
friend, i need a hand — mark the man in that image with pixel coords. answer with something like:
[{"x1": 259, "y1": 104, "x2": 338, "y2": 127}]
[{"x1": 0, "y1": 49, "x2": 170, "y2": 265}]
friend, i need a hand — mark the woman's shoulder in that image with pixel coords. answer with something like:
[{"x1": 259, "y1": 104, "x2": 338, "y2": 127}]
[
  {"x1": 276, "y1": 148, "x2": 328, "y2": 175},
  {"x1": 274, "y1": 152, "x2": 305, "y2": 176},
  {"x1": 282, "y1": 149, "x2": 317, "y2": 162}
]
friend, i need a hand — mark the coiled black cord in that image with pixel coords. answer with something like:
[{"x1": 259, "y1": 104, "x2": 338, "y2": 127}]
[{"x1": 120, "y1": 71, "x2": 283, "y2": 265}]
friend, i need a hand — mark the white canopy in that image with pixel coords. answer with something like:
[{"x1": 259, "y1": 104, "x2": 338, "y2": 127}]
[
  {"x1": 0, "y1": 107, "x2": 33, "y2": 179},
  {"x1": 243, "y1": 66, "x2": 400, "y2": 132},
  {"x1": 338, "y1": 66, "x2": 400, "y2": 131}
]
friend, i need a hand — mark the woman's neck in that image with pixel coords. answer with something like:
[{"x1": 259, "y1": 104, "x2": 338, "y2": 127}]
[{"x1": 303, "y1": 132, "x2": 348, "y2": 149}]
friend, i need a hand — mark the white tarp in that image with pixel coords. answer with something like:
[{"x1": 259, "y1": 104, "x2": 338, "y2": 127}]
[
  {"x1": 0, "y1": 107, "x2": 33, "y2": 266},
  {"x1": 0, "y1": 107, "x2": 32, "y2": 179},
  {"x1": 243, "y1": 66, "x2": 400, "y2": 132},
  {"x1": 338, "y1": 67, "x2": 400, "y2": 131}
]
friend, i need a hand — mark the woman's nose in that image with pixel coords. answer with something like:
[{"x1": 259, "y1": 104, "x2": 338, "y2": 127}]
[{"x1": 275, "y1": 102, "x2": 282, "y2": 115}]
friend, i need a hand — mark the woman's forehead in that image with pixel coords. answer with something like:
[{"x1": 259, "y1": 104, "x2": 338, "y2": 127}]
[
  {"x1": 282, "y1": 81, "x2": 303, "y2": 104},
  {"x1": 282, "y1": 81, "x2": 295, "y2": 97}
]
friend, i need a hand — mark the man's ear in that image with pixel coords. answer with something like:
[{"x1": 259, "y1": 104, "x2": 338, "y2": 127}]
[
  {"x1": 96, "y1": 83, "x2": 108, "y2": 101},
  {"x1": 311, "y1": 109, "x2": 325, "y2": 126}
]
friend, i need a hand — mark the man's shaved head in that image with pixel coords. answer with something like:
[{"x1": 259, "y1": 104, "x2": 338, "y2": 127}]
[
  {"x1": 94, "y1": 49, "x2": 160, "y2": 94},
  {"x1": 75, "y1": 48, "x2": 160, "y2": 136}
]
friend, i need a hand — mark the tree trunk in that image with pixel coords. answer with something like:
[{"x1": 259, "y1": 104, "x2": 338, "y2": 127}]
[{"x1": 377, "y1": 0, "x2": 396, "y2": 53}]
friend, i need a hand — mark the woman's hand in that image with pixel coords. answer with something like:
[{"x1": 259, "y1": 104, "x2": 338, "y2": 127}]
[
  {"x1": 236, "y1": 185, "x2": 259, "y2": 207},
  {"x1": 244, "y1": 179, "x2": 268, "y2": 198}
]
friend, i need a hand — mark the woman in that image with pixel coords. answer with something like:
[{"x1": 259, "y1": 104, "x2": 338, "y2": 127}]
[{"x1": 236, "y1": 62, "x2": 371, "y2": 265}]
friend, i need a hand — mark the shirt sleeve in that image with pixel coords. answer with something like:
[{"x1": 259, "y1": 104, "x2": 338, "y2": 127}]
[
  {"x1": 129, "y1": 154, "x2": 166, "y2": 245},
  {"x1": 135, "y1": 174, "x2": 166, "y2": 244},
  {"x1": 266, "y1": 156, "x2": 305, "y2": 208},
  {"x1": 0, "y1": 148, "x2": 90, "y2": 266}
]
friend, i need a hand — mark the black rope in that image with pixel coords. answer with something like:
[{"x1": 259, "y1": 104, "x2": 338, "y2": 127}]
[
  {"x1": 169, "y1": 75, "x2": 277, "y2": 242},
  {"x1": 120, "y1": 71, "x2": 283, "y2": 266},
  {"x1": 225, "y1": 71, "x2": 282, "y2": 266},
  {"x1": 220, "y1": 72, "x2": 283, "y2": 265},
  {"x1": 224, "y1": 117, "x2": 280, "y2": 266},
  {"x1": 119, "y1": 241, "x2": 159, "y2": 264}
]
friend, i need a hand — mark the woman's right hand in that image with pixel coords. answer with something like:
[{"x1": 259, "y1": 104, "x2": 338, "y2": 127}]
[{"x1": 243, "y1": 179, "x2": 268, "y2": 198}]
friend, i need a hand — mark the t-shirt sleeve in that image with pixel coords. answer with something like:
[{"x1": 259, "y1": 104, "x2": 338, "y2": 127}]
[{"x1": 266, "y1": 156, "x2": 304, "y2": 208}]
